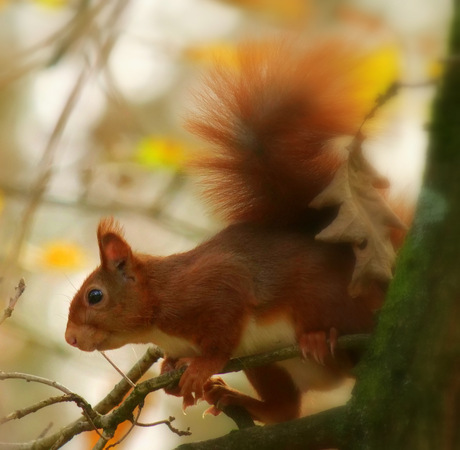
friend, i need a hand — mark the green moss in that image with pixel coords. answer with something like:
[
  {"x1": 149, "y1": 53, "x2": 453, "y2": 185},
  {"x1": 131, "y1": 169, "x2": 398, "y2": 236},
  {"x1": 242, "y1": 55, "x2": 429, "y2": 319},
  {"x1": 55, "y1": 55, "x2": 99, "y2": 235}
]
[{"x1": 344, "y1": 5, "x2": 460, "y2": 444}]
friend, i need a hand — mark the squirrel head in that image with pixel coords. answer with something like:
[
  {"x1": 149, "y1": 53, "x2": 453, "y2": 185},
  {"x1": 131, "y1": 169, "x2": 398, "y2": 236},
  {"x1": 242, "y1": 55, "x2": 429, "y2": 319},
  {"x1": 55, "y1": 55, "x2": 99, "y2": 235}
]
[{"x1": 65, "y1": 218, "x2": 157, "y2": 351}]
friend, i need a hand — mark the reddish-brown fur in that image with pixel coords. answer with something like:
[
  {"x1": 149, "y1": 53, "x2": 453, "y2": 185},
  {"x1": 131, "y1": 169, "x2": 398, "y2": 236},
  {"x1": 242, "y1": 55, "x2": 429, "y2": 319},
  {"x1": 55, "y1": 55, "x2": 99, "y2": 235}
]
[
  {"x1": 187, "y1": 39, "x2": 374, "y2": 224},
  {"x1": 66, "y1": 38, "x2": 403, "y2": 423}
]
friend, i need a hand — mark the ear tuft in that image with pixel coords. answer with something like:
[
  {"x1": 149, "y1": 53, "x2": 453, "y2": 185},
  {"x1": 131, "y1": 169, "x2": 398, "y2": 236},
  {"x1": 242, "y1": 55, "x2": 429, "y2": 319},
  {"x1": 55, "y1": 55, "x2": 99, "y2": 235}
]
[
  {"x1": 97, "y1": 217, "x2": 125, "y2": 240},
  {"x1": 97, "y1": 218, "x2": 133, "y2": 274}
]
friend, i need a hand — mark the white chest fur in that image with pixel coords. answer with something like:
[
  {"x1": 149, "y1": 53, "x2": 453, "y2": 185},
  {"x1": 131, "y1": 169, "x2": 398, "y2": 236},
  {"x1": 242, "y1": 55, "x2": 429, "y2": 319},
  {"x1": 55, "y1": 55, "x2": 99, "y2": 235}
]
[
  {"x1": 140, "y1": 317, "x2": 341, "y2": 393},
  {"x1": 235, "y1": 317, "x2": 343, "y2": 392},
  {"x1": 139, "y1": 327, "x2": 201, "y2": 359},
  {"x1": 139, "y1": 316, "x2": 296, "y2": 359},
  {"x1": 234, "y1": 316, "x2": 296, "y2": 357}
]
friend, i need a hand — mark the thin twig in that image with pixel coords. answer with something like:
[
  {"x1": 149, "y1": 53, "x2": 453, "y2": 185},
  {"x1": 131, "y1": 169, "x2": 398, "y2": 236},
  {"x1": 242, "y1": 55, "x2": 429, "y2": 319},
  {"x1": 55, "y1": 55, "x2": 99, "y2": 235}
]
[
  {"x1": 0, "y1": 371, "x2": 74, "y2": 395},
  {"x1": 98, "y1": 334, "x2": 370, "y2": 432},
  {"x1": 0, "y1": 181, "x2": 210, "y2": 240},
  {"x1": 2, "y1": 346, "x2": 163, "y2": 449},
  {"x1": 0, "y1": 278, "x2": 26, "y2": 325},
  {"x1": 356, "y1": 78, "x2": 436, "y2": 138},
  {"x1": 2, "y1": 0, "x2": 127, "y2": 275},
  {"x1": 0, "y1": 336, "x2": 369, "y2": 449},
  {"x1": 0, "y1": 371, "x2": 104, "y2": 440},
  {"x1": 134, "y1": 416, "x2": 192, "y2": 437},
  {"x1": 1, "y1": 394, "x2": 77, "y2": 425},
  {"x1": 92, "y1": 434, "x2": 111, "y2": 450},
  {"x1": 105, "y1": 404, "x2": 144, "y2": 450},
  {"x1": 37, "y1": 422, "x2": 54, "y2": 439},
  {"x1": 99, "y1": 351, "x2": 137, "y2": 388},
  {"x1": 93, "y1": 346, "x2": 164, "y2": 414}
]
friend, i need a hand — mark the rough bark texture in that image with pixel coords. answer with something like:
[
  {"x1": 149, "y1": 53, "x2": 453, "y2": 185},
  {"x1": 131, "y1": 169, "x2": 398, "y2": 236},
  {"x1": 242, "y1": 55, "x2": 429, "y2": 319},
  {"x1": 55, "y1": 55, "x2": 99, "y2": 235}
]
[
  {"x1": 344, "y1": 2, "x2": 460, "y2": 449},
  {"x1": 176, "y1": 406, "x2": 346, "y2": 450}
]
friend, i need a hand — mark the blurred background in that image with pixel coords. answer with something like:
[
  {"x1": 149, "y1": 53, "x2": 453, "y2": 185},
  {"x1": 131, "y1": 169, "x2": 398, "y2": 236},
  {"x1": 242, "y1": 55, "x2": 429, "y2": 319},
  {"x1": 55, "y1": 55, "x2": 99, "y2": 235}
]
[{"x1": 0, "y1": 0, "x2": 452, "y2": 448}]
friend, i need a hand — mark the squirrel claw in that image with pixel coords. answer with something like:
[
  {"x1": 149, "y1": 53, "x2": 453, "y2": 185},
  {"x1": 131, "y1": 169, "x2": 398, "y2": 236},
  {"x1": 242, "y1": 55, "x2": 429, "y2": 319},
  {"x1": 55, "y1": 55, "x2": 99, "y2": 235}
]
[
  {"x1": 329, "y1": 327, "x2": 338, "y2": 357},
  {"x1": 182, "y1": 393, "x2": 197, "y2": 412},
  {"x1": 203, "y1": 405, "x2": 222, "y2": 418},
  {"x1": 299, "y1": 328, "x2": 338, "y2": 366}
]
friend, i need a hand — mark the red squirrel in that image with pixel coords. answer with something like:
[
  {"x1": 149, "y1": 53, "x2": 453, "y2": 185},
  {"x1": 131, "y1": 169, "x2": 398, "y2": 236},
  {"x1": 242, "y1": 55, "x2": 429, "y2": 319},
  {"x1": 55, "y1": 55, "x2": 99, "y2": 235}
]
[{"x1": 65, "y1": 38, "x2": 404, "y2": 424}]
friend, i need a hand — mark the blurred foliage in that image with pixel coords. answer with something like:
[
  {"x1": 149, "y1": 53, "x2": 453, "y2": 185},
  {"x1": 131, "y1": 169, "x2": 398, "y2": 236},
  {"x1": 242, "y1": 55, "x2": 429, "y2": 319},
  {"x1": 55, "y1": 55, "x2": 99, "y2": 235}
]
[
  {"x1": 33, "y1": 0, "x2": 68, "y2": 9},
  {"x1": 135, "y1": 136, "x2": 188, "y2": 171},
  {"x1": 38, "y1": 241, "x2": 87, "y2": 271},
  {"x1": 185, "y1": 42, "x2": 240, "y2": 67}
]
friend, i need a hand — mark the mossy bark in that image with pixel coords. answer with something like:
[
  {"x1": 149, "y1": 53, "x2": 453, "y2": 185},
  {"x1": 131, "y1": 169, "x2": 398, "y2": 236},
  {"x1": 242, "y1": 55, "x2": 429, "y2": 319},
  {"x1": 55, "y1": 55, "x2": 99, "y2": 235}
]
[{"x1": 344, "y1": 3, "x2": 460, "y2": 449}]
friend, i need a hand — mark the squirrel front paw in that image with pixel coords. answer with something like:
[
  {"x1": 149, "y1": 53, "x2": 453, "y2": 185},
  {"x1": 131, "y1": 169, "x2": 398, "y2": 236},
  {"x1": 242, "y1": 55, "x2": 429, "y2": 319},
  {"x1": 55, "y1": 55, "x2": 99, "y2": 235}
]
[
  {"x1": 177, "y1": 356, "x2": 227, "y2": 411},
  {"x1": 160, "y1": 356, "x2": 195, "y2": 400}
]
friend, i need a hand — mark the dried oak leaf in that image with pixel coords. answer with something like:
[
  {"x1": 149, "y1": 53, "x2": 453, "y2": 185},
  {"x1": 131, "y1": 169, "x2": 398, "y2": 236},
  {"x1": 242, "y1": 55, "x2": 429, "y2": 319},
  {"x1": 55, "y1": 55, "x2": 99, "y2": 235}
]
[{"x1": 309, "y1": 135, "x2": 406, "y2": 296}]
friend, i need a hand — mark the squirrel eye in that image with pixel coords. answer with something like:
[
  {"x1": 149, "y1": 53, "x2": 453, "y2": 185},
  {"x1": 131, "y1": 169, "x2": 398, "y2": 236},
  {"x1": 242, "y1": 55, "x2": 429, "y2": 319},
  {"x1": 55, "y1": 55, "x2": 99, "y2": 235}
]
[{"x1": 87, "y1": 289, "x2": 104, "y2": 305}]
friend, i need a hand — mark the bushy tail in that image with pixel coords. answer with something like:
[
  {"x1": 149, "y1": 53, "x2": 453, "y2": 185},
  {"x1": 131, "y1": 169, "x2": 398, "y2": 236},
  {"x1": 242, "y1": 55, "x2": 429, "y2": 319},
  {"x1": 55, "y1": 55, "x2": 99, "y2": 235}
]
[{"x1": 186, "y1": 38, "x2": 396, "y2": 224}]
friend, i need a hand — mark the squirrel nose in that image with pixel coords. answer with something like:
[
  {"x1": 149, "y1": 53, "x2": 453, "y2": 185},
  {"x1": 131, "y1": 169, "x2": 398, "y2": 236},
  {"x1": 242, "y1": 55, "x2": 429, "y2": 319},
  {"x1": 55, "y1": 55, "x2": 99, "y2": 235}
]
[
  {"x1": 65, "y1": 328, "x2": 78, "y2": 347},
  {"x1": 66, "y1": 334, "x2": 78, "y2": 347}
]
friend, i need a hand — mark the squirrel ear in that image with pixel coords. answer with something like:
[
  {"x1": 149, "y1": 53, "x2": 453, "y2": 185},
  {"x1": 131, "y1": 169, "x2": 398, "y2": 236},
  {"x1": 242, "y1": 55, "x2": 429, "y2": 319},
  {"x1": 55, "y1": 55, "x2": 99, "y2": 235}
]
[{"x1": 97, "y1": 218, "x2": 134, "y2": 278}]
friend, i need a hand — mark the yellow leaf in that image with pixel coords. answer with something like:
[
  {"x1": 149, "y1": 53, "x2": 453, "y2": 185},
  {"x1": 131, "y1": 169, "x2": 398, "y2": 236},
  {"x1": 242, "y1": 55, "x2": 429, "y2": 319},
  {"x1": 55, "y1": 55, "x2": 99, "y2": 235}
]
[
  {"x1": 184, "y1": 43, "x2": 239, "y2": 68},
  {"x1": 349, "y1": 45, "x2": 400, "y2": 118},
  {"x1": 225, "y1": 0, "x2": 311, "y2": 23},
  {"x1": 0, "y1": 190, "x2": 4, "y2": 214},
  {"x1": 31, "y1": 0, "x2": 67, "y2": 9},
  {"x1": 135, "y1": 136, "x2": 187, "y2": 171},
  {"x1": 427, "y1": 59, "x2": 443, "y2": 81},
  {"x1": 40, "y1": 241, "x2": 86, "y2": 271}
]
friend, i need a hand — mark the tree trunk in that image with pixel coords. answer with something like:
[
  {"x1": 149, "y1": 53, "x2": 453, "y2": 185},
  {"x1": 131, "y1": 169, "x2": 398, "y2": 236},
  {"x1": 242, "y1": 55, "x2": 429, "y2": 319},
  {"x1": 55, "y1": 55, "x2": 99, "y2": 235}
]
[{"x1": 344, "y1": 2, "x2": 460, "y2": 449}]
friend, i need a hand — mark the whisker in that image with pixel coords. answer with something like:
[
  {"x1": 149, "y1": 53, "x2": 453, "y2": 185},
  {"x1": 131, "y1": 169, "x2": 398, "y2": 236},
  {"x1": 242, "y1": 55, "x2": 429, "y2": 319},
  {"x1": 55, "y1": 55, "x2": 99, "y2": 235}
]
[{"x1": 64, "y1": 274, "x2": 78, "y2": 293}]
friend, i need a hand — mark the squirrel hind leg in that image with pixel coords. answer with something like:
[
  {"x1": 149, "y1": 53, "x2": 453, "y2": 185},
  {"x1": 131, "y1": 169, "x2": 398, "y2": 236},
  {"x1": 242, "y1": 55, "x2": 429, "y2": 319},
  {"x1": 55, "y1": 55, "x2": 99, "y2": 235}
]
[{"x1": 203, "y1": 364, "x2": 301, "y2": 424}]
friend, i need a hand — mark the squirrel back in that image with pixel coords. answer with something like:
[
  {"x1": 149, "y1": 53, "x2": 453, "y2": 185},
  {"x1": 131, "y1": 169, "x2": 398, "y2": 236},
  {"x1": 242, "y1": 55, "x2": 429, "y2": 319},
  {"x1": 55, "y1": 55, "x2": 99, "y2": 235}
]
[{"x1": 186, "y1": 38, "x2": 391, "y2": 224}]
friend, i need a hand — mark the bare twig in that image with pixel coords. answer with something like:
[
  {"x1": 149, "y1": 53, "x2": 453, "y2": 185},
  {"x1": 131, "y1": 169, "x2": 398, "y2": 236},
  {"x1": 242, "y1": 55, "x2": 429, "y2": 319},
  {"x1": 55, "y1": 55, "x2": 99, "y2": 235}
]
[
  {"x1": 1, "y1": 394, "x2": 78, "y2": 425},
  {"x1": 0, "y1": 0, "x2": 106, "y2": 88},
  {"x1": 0, "y1": 346, "x2": 163, "y2": 449},
  {"x1": 0, "y1": 371, "x2": 104, "y2": 440},
  {"x1": 99, "y1": 351, "x2": 137, "y2": 388},
  {"x1": 92, "y1": 433, "x2": 111, "y2": 450},
  {"x1": 37, "y1": 422, "x2": 53, "y2": 439},
  {"x1": 2, "y1": 0, "x2": 129, "y2": 275},
  {"x1": 93, "y1": 346, "x2": 164, "y2": 414},
  {"x1": 97, "y1": 334, "x2": 370, "y2": 431},
  {"x1": 0, "y1": 371, "x2": 74, "y2": 395},
  {"x1": 0, "y1": 278, "x2": 26, "y2": 325},
  {"x1": 134, "y1": 416, "x2": 192, "y2": 437},
  {"x1": 104, "y1": 404, "x2": 143, "y2": 450},
  {"x1": 0, "y1": 336, "x2": 369, "y2": 449},
  {"x1": 0, "y1": 181, "x2": 210, "y2": 241},
  {"x1": 357, "y1": 78, "x2": 437, "y2": 137}
]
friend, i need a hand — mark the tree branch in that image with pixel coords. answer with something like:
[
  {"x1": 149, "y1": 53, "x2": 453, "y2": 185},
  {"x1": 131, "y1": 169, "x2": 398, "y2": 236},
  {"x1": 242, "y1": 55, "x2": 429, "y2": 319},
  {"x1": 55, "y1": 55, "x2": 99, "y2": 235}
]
[
  {"x1": 0, "y1": 335, "x2": 369, "y2": 449},
  {"x1": 0, "y1": 346, "x2": 163, "y2": 450},
  {"x1": 134, "y1": 416, "x2": 191, "y2": 436},
  {"x1": 0, "y1": 371, "x2": 78, "y2": 396},
  {"x1": 175, "y1": 406, "x2": 347, "y2": 450},
  {"x1": 0, "y1": 394, "x2": 82, "y2": 425},
  {"x1": 0, "y1": 278, "x2": 26, "y2": 325},
  {"x1": 98, "y1": 334, "x2": 369, "y2": 432}
]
